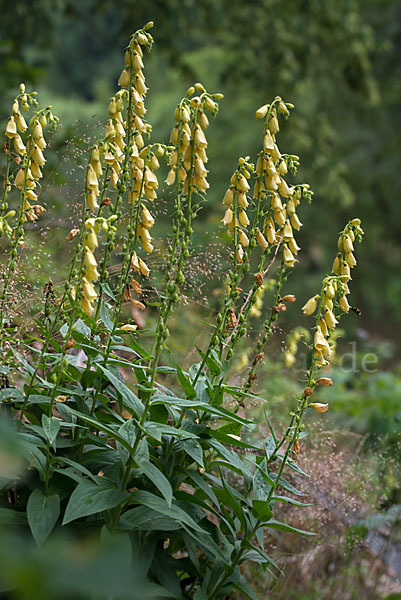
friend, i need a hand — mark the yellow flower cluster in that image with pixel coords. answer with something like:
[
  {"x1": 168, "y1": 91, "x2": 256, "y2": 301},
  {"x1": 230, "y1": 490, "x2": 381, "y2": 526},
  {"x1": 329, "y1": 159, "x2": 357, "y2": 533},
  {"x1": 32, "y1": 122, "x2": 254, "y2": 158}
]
[
  {"x1": 6, "y1": 85, "x2": 56, "y2": 223},
  {"x1": 302, "y1": 218, "x2": 364, "y2": 367},
  {"x1": 332, "y1": 218, "x2": 364, "y2": 293},
  {"x1": 222, "y1": 158, "x2": 253, "y2": 264},
  {"x1": 87, "y1": 145, "x2": 103, "y2": 211},
  {"x1": 86, "y1": 27, "x2": 156, "y2": 211},
  {"x1": 80, "y1": 218, "x2": 103, "y2": 316},
  {"x1": 247, "y1": 98, "x2": 312, "y2": 268},
  {"x1": 166, "y1": 86, "x2": 220, "y2": 194},
  {"x1": 131, "y1": 145, "x2": 163, "y2": 256}
]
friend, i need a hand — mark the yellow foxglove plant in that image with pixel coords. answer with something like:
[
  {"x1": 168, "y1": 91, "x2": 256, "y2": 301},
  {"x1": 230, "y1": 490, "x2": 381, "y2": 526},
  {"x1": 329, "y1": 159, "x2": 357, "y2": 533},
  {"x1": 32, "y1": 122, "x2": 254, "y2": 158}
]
[{"x1": 0, "y1": 24, "x2": 365, "y2": 600}]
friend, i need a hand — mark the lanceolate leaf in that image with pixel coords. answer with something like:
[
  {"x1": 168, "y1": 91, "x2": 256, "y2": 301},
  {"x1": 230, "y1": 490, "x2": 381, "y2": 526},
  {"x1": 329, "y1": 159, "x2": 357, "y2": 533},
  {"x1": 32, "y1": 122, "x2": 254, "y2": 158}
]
[
  {"x1": 137, "y1": 459, "x2": 173, "y2": 507},
  {"x1": 271, "y1": 496, "x2": 314, "y2": 507},
  {"x1": 98, "y1": 365, "x2": 144, "y2": 418},
  {"x1": 176, "y1": 365, "x2": 196, "y2": 399},
  {"x1": 63, "y1": 478, "x2": 128, "y2": 525},
  {"x1": 41, "y1": 414, "x2": 61, "y2": 448},
  {"x1": 27, "y1": 489, "x2": 60, "y2": 546},
  {"x1": 264, "y1": 519, "x2": 315, "y2": 535},
  {"x1": 129, "y1": 490, "x2": 207, "y2": 534}
]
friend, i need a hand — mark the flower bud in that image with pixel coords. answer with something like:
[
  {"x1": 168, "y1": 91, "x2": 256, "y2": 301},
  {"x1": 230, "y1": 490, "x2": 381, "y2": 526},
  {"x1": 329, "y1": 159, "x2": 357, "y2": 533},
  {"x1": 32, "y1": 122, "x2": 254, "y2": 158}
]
[
  {"x1": 283, "y1": 220, "x2": 293, "y2": 240},
  {"x1": 85, "y1": 231, "x2": 98, "y2": 251},
  {"x1": 332, "y1": 255, "x2": 341, "y2": 274},
  {"x1": 13, "y1": 134, "x2": 26, "y2": 155},
  {"x1": 268, "y1": 115, "x2": 279, "y2": 134},
  {"x1": 120, "y1": 324, "x2": 138, "y2": 332},
  {"x1": 345, "y1": 252, "x2": 357, "y2": 268},
  {"x1": 239, "y1": 230, "x2": 249, "y2": 247},
  {"x1": 256, "y1": 104, "x2": 269, "y2": 119},
  {"x1": 314, "y1": 326, "x2": 328, "y2": 351},
  {"x1": 118, "y1": 69, "x2": 131, "y2": 88},
  {"x1": 6, "y1": 116, "x2": 17, "y2": 138},
  {"x1": 290, "y1": 213, "x2": 302, "y2": 230},
  {"x1": 266, "y1": 221, "x2": 276, "y2": 245},
  {"x1": 166, "y1": 168, "x2": 176, "y2": 186},
  {"x1": 339, "y1": 234, "x2": 354, "y2": 253},
  {"x1": 84, "y1": 248, "x2": 97, "y2": 270},
  {"x1": 256, "y1": 230, "x2": 269, "y2": 250},
  {"x1": 81, "y1": 297, "x2": 93, "y2": 316},
  {"x1": 14, "y1": 168, "x2": 26, "y2": 189},
  {"x1": 283, "y1": 244, "x2": 296, "y2": 268},
  {"x1": 223, "y1": 188, "x2": 234, "y2": 206},
  {"x1": 278, "y1": 101, "x2": 289, "y2": 116},
  {"x1": 325, "y1": 284, "x2": 335, "y2": 299},
  {"x1": 309, "y1": 403, "x2": 329, "y2": 413},
  {"x1": 222, "y1": 207, "x2": 233, "y2": 227},
  {"x1": 316, "y1": 377, "x2": 333, "y2": 386},
  {"x1": 282, "y1": 294, "x2": 296, "y2": 302},
  {"x1": 318, "y1": 317, "x2": 328, "y2": 337},
  {"x1": 324, "y1": 308, "x2": 338, "y2": 330},
  {"x1": 238, "y1": 210, "x2": 249, "y2": 227},
  {"x1": 16, "y1": 113, "x2": 27, "y2": 133},
  {"x1": 142, "y1": 205, "x2": 155, "y2": 228},
  {"x1": 263, "y1": 130, "x2": 275, "y2": 151},
  {"x1": 204, "y1": 96, "x2": 217, "y2": 112},
  {"x1": 301, "y1": 294, "x2": 318, "y2": 317},
  {"x1": 139, "y1": 257, "x2": 150, "y2": 277},
  {"x1": 82, "y1": 278, "x2": 97, "y2": 302},
  {"x1": 339, "y1": 295, "x2": 350, "y2": 313}
]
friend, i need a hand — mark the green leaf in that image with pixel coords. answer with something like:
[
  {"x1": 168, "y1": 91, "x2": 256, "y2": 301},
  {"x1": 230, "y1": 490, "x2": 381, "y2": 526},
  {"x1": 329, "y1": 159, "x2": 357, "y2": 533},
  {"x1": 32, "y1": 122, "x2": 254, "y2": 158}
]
[
  {"x1": 264, "y1": 435, "x2": 277, "y2": 459},
  {"x1": 231, "y1": 576, "x2": 259, "y2": 600},
  {"x1": 196, "y1": 347, "x2": 221, "y2": 376},
  {"x1": 41, "y1": 415, "x2": 61, "y2": 448},
  {"x1": 130, "y1": 490, "x2": 207, "y2": 534},
  {"x1": 100, "y1": 282, "x2": 116, "y2": 301},
  {"x1": 100, "y1": 302, "x2": 114, "y2": 331},
  {"x1": 220, "y1": 475, "x2": 248, "y2": 530},
  {"x1": 121, "y1": 506, "x2": 180, "y2": 531},
  {"x1": 0, "y1": 388, "x2": 24, "y2": 401},
  {"x1": 129, "y1": 338, "x2": 153, "y2": 361},
  {"x1": 117, "y1": 419, "x2": 137, "y2": 464},
  {"x1": 151, "y1": 395, "x2": 251, "y2": 426},
  {"x1": 53, "y1": 456, "x2": 99, "y2": 483},
  {"x1": 178, "y1": 439, "x2": 204, "y2": 467},
  {"x1": 176, "y1": 365, "x2": 196, "y2": 399},
  {"x1": 10, "y1": 348, "x2": 35, "y2": 375},
  {"x1": 252, "y1": 499, "x2": 273, "y2": 521},
  {"x1": 270, "y1": 473, "x2": 305, "y2": 496},
  {"x1": 181, "y1": 468, "x2": 220, "y2": 507},
  {"x1": 64, "y1": 407, "x2": 135, "y2": 452},
  {"x1": 63, "y1": 477, "x2": 128, "y2": 525},
  {"x1": 208, "y1": 439, "x2": 253, "y2": 480},
  {"x1": 0, "y1": 508, "x2": 27, "y2": 526},
  {"x1": 14, "y1": 394, "x2": 52, "y2": 404},
  {"x1": 253, "y1": 461, "x2": 274, "y2": 500},
  {"x1": 98, "y1": 365, "x2": 144, "y2": 418},
  {"x1": 27, "y1": 489, "x2": 60, "y2": 546},
  {"x1": 142, "y1": 422, "x2": 198, "y2": 442},
  {"x1": 271, "y1": 496, "x2": 314, "y2": 507},
  {"x1": 264, "y1": 519, "x2": 315, "y2": 535},
  {"x1": 208, "y1": 428, "x2": 256, "y2": 450},
  {"x1": 136, "y1": 456, "x2": 173, "y2": 507},
  {"x1": 243, "y1": 541, "x2": 282, "y2": 573},
  {"x1": 71, "y1": 318, "x2": 91, "y2": 341},
  {"x1": 19, "y1": 441, "x2": 46, "y2": 478}
]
